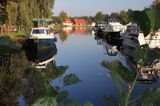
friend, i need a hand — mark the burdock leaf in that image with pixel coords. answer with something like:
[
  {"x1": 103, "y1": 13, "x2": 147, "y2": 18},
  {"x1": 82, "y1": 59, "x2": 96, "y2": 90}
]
[
  {"x1": 32, "y1": 96, "x2": 59, "y2": 106},
  {"x1": 63, "y1": 74, "x2": 82, "y2": 86},
  {"x1": 130, "y1": 88, "x2": 160, "y2": 104},
  {"x1": 56, "y1": 90, "x2": 69, "y2": 103}
]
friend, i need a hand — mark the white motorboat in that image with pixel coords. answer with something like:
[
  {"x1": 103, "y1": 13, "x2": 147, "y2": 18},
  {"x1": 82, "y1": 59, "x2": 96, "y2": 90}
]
[
  {"x1": 25, "y1": 27, "x2": 57, "y2": 47},
  {"x1": 138, "y1": 30, "x2": 160, "y2": 49},
  {"x1": 104, "y1": 16, "x2": 126, "y2": 34},
  {"x1": 28, "y1": 27, "x2": 55, "y2": 39}
]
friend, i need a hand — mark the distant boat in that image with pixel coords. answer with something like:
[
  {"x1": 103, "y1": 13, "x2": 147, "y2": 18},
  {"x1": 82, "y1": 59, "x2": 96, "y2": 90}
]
[{"x1": 103, "y1": 16, "x2": 126, "y2": 38}]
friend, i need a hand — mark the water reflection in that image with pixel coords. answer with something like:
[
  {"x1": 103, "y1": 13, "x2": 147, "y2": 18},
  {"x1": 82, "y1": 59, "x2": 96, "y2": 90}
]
[
  {"x1": 24, "y1": 39, "x2": 57, "y2": 68},
  {"x1": 94, "y1": 29, "x2": 160, "y2": 105},
  {"x1": 74, "y1": 27, "x2": 86, "y2": 34},
  {"x1": 0, "y1": 53, "x2": 28, "y2": 106},
  {"x1": 63, "y1": 26, "x2": 73, "y2": 35}
]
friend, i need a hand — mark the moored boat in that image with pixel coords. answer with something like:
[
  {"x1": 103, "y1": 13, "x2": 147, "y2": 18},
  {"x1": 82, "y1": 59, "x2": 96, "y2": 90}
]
[{"x1": 121, "y1": 23, "x2": 140, "y2": 48}]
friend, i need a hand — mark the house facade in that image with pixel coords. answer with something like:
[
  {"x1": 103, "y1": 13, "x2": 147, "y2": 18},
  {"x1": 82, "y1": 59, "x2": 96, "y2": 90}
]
[
  {"x1": 74, "y1": 18, "x2": 86, "y2": 26},
  {"x1": 62, "y1": 19, "x2": 73, "y2": 26}
]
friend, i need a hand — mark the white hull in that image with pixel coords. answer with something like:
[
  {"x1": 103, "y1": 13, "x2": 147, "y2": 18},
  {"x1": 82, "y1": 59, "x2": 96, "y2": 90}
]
[{"x1": 138, "y1": 31, "x2": 160, "y2": 49}]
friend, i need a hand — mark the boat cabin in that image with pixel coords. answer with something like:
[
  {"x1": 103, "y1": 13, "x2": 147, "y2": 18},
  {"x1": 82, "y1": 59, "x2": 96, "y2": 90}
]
[{"x1": 126, "y1": 23, "x2": 140, "y2": 35}]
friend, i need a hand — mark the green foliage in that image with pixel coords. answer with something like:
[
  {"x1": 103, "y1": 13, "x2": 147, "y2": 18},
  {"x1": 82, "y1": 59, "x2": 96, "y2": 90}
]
[
  {"x1": 32, "y1": 96, "x2": 59, "y2": 106},
  {"x1": 104, "y1": 96, "x2": 118, "y2": 106},
  {"x1": 94, "y1": 11, "x2": 106, "y2": 23},
  {"x1": 101, "y1": 60, "x2": 129, "y2": 105},
  {"x1": 133, "y1": 45, "x2": 160, "y2": 66},
  {"x1": 56, "y1": 90, "x2": 69, "y2": 103},
  {"x1": 151, "y1": 0, "x2": 160, "y2": 10},
  {"x1": 101, "y1": 60, "x2": 136, "y2": 83},
  {"x1": 131, "y1": 10, "x2": 151, "y2": 37},
  {"x1": 119, "y1": 10, "x2": 129, "y2": 24},
  {"x1": 0, "y1": 36, "x2": 21, "y2": 54},
  {"x1": 0, "y1": 52, "x2": 28, "y2": 106},
  {"x1": 83, "y1": 102, "x2": 94, "y2": 106},
  {"x1": 63, "y1": 73, "x2": 82, "y2": 86},
  {"x1": 146, "y1": 9, "x2": 160, "y2": 31},
  {"x1": 41, "y1": 64, "x2": 69, "y2": 82},
  {"x1": 0, "y1": 0, "x2": 55, "y2": 26},
  {"x1": 130, "y1": 88, "x2": 160, "y2": 104},
  {"x1": 63, "y1": 99, "x2": 81, "y2": 106},
  {"x1": 59, "y1": 11, "x2": 68, "y2": 23},
  {"x1": 16, "y1": 31, "x2": 27, "y2": 36}
]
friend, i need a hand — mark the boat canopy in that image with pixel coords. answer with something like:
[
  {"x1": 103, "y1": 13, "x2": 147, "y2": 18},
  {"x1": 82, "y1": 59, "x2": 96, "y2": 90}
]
[{"x1": 32, "y1": 18, "x2": 52, "y2": 27}]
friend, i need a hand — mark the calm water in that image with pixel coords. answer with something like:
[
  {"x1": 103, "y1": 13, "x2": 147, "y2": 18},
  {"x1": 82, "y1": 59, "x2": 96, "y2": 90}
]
[
  {"x1": 49, "y1": 28, "x2": 160, "y2": 106},
  {"x1": 53, "y1": 33, "x2": 121, "y2": 106},
  {"x1": 1, "y1": 28, "x2": 159, "y2": 106}
]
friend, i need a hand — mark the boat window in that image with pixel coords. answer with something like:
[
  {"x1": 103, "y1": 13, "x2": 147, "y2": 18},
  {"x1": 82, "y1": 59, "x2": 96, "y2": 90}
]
[{"x1": 32, "y1": 29, "x2": 45, "y2": 34}]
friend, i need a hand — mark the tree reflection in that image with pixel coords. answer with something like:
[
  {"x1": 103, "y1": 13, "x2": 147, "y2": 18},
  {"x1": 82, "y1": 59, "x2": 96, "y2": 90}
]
[
  {"x1": 0, "y1": 36, "x2": 28, "y2": 106},
  {"x1": 0, "y1": 53, "x2": 28, "y2": 106},
  {"x1": 59, "y1": 30, "x2": 69, "y2": 42}
]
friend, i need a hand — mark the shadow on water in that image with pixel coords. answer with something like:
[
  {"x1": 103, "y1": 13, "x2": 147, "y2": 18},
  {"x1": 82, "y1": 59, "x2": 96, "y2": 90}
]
[
  {"x1": 0, "y1": 35, "x2": 86, "y2": 106},
  {"x1": 93, "y1": 30, "x2": 160, "y2": 105}
]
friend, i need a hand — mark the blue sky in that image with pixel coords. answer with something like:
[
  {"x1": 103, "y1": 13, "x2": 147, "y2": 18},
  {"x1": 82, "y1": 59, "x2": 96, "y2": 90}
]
[{"x1": 53, "y1": 0, "x2": 153, "y2": 16}]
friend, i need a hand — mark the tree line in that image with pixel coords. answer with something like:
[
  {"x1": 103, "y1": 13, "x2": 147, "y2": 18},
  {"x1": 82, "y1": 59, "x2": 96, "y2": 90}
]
[
  {"x1": 53, "y1": 0, "x2": 160, "y2": 25},
  {"x1": 0, "y1": 0, "x2": 55, "y2": 27}
]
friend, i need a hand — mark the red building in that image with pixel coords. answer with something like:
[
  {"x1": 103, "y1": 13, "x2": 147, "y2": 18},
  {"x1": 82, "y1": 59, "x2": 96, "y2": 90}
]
[
  {"x1": 63, "y1": 19, "x2": 73, "y2": 26},
  {"x1": 74, "y1": 18, "x2": 86, "y2": 26}
]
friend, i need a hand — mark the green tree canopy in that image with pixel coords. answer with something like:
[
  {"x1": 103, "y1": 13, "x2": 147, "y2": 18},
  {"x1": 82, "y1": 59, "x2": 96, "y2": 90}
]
[{"x1": 59, "y1": 11, "x2": 68, "y2": 23}]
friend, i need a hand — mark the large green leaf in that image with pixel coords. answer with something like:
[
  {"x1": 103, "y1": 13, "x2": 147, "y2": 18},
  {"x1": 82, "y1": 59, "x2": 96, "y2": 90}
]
[
  {"x1": 83, "y1": 102, "x2": 93, "y2": 106},
  {"x1": 104, "y1": 96, "x2": 118, "y2": 106},
  {"x1": 101, "y1": 60, "x2": 136, "y2": 83},
  {"x1": 131, "y1": 11, "x2": 151, "y2": 37},
  {"x1": 101, "y1": 61, "x2": 128, "y2": 105},
  {"x1": 146, "y1": 9, "x2": 160, "y2": 31},
  {"x1": 32, "y1": 96, "x2": 59, "y2": 106},
  {"x1": 56, "y1": 90, "x2": 69, "y2": 103},
  {"x1": 0, "y1": 36, "x2": 21, "y2": 54},
  {"x1": 39, "y1": 64, "x2": 69, "y2": 82},
  {"x1": 133, "y1": 46, "x2": 160, "y2": 66},
  {"x1": 25, "y1": 67, "x2": 46, "y2": 92},
  {"x1": 142, "y1": 103, "x2": 154, "y2": 106},
  {"x1": 63, "y1": 73, "x2": 82, "y2": 86},
  {"x1": 63, "y1": 99, "x2": 81, "y2": 106},
  {"x1": 130, "y1": 88, "x2": 160, "y2": 104}
]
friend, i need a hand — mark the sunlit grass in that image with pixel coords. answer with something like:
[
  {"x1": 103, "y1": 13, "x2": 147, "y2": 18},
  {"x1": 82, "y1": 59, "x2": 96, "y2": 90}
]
[{"x1": 0, "y1": 31, "x2": 27, "y2": 41}]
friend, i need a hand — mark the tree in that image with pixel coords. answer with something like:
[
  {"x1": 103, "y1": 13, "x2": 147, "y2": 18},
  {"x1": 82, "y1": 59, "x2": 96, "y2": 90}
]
[
  {"x1": 0, "y1": 1, "x2": 7, "y2": 24},
  {"x1": 59, "y1": 11, "x2": 68, "y2": 23},
  {"x1": 94, "y1": 11, "x2": 105, "y2": 23},
  {"x1": 119, "y1": 10, "x2": 129, "y2": 24},
  {"x1": 0, "y1": 0, "x2": 55, "y2": 26},
  {"x1": 151, "y1": 0, "x2": 160, "y2": 10}
]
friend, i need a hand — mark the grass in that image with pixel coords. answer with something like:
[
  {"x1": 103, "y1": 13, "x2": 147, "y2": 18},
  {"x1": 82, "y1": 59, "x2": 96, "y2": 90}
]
[{"x1": 0, "y1": 31, "x2": 27, "y2": 41}]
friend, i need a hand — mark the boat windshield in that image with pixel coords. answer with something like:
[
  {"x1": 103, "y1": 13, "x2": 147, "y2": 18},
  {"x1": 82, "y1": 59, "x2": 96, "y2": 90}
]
[{"x1": 32, "y1": 29, "x2": 45, "y2": 34}]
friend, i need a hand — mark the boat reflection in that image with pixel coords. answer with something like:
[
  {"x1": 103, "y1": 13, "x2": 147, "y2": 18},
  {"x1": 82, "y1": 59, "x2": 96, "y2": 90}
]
[
  {"x1": 94, "y1": 32, "x2": 123, "y2": 56},
  {"x1": 25, "y1": 41, "x2": 57, "y2": 68}
]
